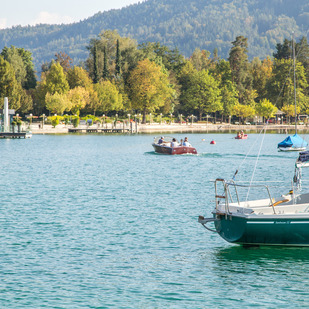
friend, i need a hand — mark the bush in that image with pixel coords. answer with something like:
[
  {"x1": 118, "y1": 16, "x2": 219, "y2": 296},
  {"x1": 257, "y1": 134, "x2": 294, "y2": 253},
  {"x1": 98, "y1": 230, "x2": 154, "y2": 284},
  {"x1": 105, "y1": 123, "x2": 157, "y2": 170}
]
[
  {"x1": 71, "y1": 116, "x2": 79, "y2": 128},
  {"x1": 51, "y1": 117, "x2": 59, "y2": 128}
]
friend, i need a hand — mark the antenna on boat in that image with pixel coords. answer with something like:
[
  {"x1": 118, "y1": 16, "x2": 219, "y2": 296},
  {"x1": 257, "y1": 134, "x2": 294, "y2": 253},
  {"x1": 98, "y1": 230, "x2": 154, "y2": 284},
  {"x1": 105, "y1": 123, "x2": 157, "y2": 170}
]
[
  {"x1": 232, "y1": 169, "x2": 238, "y2": 180},
  {"x1": 292, "y1": 32, "x2": 297, "y2": 135}
]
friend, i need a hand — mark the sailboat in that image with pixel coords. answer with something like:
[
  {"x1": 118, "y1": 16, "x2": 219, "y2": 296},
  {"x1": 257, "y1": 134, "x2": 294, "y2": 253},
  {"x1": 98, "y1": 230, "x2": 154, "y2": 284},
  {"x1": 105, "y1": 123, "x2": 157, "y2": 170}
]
[
  {"x1": 278, "y1": 134, "x2": 307, "y2": 151},
  {"x1": 277, "y1": 37, "x2": 307, "y2": 152},
  {"x1": 198, "y1": 129, "x2": 309, "y2": 246},
  {"x1": 198, "y1": 164, "x2": 309, "y2": 246}
]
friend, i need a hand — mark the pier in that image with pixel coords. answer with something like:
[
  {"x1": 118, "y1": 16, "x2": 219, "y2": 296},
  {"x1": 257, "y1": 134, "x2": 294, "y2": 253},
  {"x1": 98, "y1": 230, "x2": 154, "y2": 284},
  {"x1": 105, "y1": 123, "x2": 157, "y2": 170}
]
[
  {"x1": 68, "y1": 128, "x2": 130, "y2": 133},
  {"x1": 0, "y1": 132, "x2": 30, "y2": 139}
]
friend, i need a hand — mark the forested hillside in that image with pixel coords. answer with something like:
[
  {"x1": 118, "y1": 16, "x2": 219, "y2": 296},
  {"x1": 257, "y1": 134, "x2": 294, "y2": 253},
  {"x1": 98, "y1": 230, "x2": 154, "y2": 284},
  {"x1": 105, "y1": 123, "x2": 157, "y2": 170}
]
[{"x1": 0, "y1": 0, "x2": 308, "y2": 72}]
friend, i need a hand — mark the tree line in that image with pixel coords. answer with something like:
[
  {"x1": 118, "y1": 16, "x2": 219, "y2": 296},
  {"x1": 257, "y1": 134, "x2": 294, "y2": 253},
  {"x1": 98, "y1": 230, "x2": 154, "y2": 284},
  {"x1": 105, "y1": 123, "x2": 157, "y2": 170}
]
[
  {"x1": 0, "y1": 0, "x2": 307, "y2": 73},
  {"x1": 0, "y1": 30, "x2": 309, "y2": 124}
]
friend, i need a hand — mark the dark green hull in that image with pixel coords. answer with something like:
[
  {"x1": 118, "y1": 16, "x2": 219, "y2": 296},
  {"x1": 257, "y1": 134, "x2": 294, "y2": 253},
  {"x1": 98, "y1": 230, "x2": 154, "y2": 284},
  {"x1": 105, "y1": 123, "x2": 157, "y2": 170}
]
[{"x1": 214, "y1": 214, "x2": 309, "y2": 246}]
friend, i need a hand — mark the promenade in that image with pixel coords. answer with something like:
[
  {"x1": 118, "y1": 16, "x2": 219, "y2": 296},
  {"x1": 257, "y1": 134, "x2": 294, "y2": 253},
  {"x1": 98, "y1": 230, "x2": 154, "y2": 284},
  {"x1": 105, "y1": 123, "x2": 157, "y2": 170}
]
[{"x1": 28, "y1": 122, "x2": 309, "y2": 134}]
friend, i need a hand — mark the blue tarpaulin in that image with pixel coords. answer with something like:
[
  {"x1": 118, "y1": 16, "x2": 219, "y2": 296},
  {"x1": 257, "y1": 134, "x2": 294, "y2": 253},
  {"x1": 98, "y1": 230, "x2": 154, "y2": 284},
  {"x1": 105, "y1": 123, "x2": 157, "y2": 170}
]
[{"x1": 278, "y1": 133, "x2": 308, "y2": 149}]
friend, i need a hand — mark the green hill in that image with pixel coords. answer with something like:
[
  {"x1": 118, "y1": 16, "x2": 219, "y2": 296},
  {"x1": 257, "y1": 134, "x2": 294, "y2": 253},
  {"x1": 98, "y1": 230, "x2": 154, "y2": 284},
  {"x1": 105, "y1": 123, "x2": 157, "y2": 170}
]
[{"x1": 0, "y1": 0, "x2": 308, "y2": 73}]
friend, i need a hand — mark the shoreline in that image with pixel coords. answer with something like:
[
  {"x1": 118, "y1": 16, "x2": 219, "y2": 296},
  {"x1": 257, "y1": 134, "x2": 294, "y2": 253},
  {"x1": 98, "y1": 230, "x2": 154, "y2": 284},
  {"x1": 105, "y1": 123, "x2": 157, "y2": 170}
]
[{"x1": 28, "y1": 123, "x2": 309, "y2": 134}]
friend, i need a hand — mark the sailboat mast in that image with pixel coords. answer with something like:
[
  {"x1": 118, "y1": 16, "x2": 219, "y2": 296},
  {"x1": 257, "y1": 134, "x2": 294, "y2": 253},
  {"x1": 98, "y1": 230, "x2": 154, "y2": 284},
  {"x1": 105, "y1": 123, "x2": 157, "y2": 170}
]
[{"x1": 293, "y1": 34, "x2": 297, "y2": 134}]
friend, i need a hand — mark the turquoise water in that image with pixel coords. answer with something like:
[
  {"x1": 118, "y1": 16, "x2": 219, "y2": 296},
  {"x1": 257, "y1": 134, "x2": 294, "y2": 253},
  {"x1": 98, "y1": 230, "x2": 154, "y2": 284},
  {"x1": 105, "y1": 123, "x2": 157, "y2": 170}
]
[{"x1": 1, "y1": 133, "x2": 309, "y2": 308}]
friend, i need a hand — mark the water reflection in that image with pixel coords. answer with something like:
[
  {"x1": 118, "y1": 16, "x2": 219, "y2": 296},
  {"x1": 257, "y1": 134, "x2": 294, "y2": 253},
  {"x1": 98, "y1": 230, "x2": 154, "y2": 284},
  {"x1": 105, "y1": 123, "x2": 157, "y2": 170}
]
[{"x1": 213, "y1": 245, "x2": 309, "y2": 264}]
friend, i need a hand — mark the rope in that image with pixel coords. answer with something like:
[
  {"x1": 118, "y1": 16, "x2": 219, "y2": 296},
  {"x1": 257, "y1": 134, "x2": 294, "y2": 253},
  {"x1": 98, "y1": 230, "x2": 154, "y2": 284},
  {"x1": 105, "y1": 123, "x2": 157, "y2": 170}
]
[
  {"x1": 232, "y1": 125, "x2": 266, "y2": 181},
  {"x1": 246, "y1": 126, "x2": 267, "y2": 202}
]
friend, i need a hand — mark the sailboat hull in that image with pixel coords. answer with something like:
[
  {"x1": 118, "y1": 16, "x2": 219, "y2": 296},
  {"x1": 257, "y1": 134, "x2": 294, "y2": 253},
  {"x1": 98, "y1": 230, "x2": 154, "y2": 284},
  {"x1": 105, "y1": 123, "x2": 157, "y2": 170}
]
[
  {"x1": 277, "y1": 134, "x2": 307, "y2": 152},
  {"x1": 278, "y1": 146, "x2": 306, "y2": 152},
  {"x1": 214, "y1": 214, "x2": 309, "y2": 246}
]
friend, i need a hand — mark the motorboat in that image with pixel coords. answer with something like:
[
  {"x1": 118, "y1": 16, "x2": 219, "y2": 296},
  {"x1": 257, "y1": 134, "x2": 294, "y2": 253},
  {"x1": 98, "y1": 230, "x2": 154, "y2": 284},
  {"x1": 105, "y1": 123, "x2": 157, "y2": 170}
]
[
  {"x1": 235, "y1": 134, "x2": 248, "y2": 139},
  {"x1": 152, "y1": 136, "x2": 197, "y2": 155},
  {"x1": 198, "y1": 140, "x2": 309, "y2": 246}
]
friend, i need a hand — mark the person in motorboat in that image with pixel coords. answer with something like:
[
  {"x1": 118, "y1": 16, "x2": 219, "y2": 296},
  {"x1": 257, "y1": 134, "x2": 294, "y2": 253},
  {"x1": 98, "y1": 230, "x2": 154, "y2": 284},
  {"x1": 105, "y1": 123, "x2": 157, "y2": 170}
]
[
  {"x1": 171, "y1": 138, "x2": 179, "y2": 147},
  {"x1": 182, "y1": 137, "x2": 191, "y2": 147},
  {"x1": 158, "y1": 136, "x2": 164, "y2": 144}
]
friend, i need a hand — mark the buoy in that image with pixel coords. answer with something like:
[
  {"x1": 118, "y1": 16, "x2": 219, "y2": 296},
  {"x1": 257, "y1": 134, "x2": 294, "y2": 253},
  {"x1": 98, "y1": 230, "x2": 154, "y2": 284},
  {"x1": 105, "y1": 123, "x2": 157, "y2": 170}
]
[
  {"x1": 202, "y1": 139, "x2": 205, "y2": 141},
  {"x1": 210, "y1": 140, "x2": 216, "y2": 144}
]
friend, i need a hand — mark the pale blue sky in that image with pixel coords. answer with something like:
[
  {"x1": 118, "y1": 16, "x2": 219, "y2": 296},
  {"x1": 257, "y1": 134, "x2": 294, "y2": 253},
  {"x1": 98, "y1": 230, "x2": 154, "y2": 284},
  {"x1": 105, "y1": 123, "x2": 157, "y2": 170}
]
[{"x1": 0, "y1": 0, "x2": 143, "y2": 29}]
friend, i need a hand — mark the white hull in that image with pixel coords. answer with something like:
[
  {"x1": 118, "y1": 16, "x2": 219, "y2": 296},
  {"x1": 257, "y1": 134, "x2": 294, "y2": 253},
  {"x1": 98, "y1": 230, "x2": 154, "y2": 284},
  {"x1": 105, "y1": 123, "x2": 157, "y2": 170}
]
[{"x1": 278, "y1": 146, "x2": 306, "y2": 152}]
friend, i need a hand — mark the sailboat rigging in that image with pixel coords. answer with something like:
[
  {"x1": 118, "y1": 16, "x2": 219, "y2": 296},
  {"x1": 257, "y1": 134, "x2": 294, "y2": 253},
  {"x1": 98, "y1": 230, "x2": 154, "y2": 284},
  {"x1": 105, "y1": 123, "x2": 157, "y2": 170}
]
[
  {"x1": 198, "y1": 35, "x2": 309, "y2": 246},
  {"x1": 277, "y1": 35, "x2": 307, "y2": 151}
]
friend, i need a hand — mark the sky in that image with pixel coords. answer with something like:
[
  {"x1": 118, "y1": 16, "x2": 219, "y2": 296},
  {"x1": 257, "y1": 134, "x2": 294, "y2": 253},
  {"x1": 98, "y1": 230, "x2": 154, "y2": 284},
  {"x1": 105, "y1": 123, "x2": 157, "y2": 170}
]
[{"x1": 0, "y1": 0, "x2": 143, "y2": 29}]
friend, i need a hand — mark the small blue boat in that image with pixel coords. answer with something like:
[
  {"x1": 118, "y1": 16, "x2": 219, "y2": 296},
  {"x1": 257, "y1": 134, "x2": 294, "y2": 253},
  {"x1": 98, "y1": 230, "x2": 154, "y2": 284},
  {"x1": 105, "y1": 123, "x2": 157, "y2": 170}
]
[{"x1": 278, "y1": 133, "x2": 307, "y2": 152}]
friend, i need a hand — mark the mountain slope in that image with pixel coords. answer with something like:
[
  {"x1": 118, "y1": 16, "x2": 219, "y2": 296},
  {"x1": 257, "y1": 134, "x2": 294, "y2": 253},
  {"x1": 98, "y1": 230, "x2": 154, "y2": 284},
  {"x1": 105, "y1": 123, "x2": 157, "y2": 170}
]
[{"x1": 0, "y1": 0, "x2": 308, "y2": 72}]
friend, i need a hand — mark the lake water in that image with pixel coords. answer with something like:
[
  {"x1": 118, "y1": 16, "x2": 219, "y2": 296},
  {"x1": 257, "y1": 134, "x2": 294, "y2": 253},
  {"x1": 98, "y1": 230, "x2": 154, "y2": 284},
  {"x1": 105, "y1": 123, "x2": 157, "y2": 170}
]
[{"x1": 1, "y1": 132, "x2": 309, "y2": 308}]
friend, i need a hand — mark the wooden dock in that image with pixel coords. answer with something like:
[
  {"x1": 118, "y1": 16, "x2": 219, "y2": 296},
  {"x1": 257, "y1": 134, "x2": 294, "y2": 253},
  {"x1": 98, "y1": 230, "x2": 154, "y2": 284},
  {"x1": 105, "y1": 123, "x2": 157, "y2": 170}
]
[
  {"x1": 0, "y1": 132, "x2": 30, "y2": 139},
  {"x1": 68, "y1": 128, "x2": 130, "y2": 133}
]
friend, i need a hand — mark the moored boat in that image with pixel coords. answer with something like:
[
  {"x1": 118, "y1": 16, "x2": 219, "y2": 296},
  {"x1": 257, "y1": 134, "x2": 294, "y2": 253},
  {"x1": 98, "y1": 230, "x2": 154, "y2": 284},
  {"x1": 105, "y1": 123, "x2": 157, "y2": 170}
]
[
  {"x1": 198, "y1": 163, "x2": 309, "y2": 246},
  {"x1": 277, "y1": 37, "x2": 307, "y2": 152},
  {"x1": 278, "y1": 134, "x2": 307, "y2": 152},
  {"x1": 152, "y1": 136, "x2": 197, "y2": 155}
]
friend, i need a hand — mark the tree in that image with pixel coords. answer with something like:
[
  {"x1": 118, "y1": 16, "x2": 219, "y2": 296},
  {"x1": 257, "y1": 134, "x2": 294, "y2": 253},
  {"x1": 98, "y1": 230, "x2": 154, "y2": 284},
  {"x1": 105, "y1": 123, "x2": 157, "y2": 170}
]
[
  {"x1": 181, "y1": 69, "x2": 222, "y2": 120},
  {"x1": 19, "y1": 89, "x2": 33, "y2": 114},
  {"x1": 228, "y1": 36, "x2": 252, "y2": 104},
  {"x1": 1, "y1": 46, "x2": 37, "y2": 90},
  {"x1": 93, "y1": 43, "x2": 99, "y2": 83},
  {"x1": 282, "y1": 104, "x2": 301, "y2": 124},
  {"x1": 45, "y1": 62, "x2": 70, "y2": 95},
  {"x1": 86, "y1": 30, "x2": 139, "y2": 82},
  {"x1": 93, "y1": 80, "x2": 122, "y2": 114},
  {"x1": 138, "y1": 42, "x2": 185, "y2": 73},
  {"x1": 103, "y1": 46, "x2": 108, "y2": 79},
  {"x1": 273, "y1": 38, "x2": 292, "y2": 60},
  {"x1": 127, "y1": 58, "x2": 173, "y2": 123},
  {"x1": 19, "y1": 48, "x2": 37, "y2": 89},
  {"x1": 266, "y1": 58, "x2": 308, "y2": 111},
  {"x1": 1, "y1": 46, "x2": 27, "y2": 86},
  {"x1": 115, "y1": 39, "x2": 121, "y2": 76},
  {"x1": 55, "y1": 51, "x2": 73, "y2": 73},
  {"x1": 296, "y1": 36, "x2": 309, "y2": 85},
  {"x1": 251, "y1": 57, "x2": 273, "y2": 101},
  {"x1": 232, "y1": 103, "x2": 255, "y2": 123},
  {"x1": 255, "y1": 99, "x2": 278, "y2": 123},
  {"x1": 0, "y1": 56, "x2": 24, "y2": 111},
  {"x1": 45, "y1": 92, "x2": 70, "y2": 115},
  {"x1": 67, "y1": 87, "x2": 90, "y2": 116},
  {"x1": 0, "y1": 56, "x2": 17, "y2": 98},
  {"x1": 190, "y1": 48, "x2": 212, "y2": 71},
  {"x1": 67, "y1": 66, "x2": 93, "y2": 90},
  {"x1": 213, "y1": 59, "x2": 238, "y2": 119}
]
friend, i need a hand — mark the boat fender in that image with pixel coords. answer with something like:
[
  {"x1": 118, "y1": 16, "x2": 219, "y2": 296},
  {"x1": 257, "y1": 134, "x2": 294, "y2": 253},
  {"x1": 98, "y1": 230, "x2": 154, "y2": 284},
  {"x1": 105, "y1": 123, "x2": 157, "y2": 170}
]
[{"x1": 272, "y1": 199, "x2": 290, "y2": 207}]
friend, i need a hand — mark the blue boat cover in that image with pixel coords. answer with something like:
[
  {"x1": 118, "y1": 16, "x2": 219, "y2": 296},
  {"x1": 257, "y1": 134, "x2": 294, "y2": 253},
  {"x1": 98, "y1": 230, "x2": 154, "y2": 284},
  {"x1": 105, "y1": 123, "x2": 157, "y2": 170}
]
[{"x1": 278, "y1": 134, "x2": 308, "y2": 149}]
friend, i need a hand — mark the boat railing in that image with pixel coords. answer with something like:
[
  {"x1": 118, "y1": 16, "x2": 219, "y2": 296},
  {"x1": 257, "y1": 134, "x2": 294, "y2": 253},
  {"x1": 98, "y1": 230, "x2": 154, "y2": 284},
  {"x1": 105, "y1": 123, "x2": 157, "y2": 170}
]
[{"x1": 214, "y1": 179, "x2": 276, "y2": 214}]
